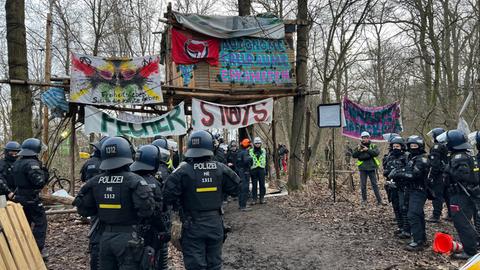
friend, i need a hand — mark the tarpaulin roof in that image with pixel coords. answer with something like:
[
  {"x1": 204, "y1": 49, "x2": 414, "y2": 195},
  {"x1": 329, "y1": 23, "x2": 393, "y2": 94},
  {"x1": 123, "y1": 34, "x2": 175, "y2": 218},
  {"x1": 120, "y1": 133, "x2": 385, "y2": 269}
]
[{"x1": 173, "y1": 12, "x2": 285, "y2": 39}]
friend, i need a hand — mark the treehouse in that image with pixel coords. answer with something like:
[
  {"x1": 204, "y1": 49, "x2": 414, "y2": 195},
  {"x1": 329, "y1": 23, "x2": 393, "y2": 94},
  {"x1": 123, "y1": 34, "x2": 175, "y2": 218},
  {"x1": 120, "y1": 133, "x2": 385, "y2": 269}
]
[{"x1": 161, "y1": 4, "x2": 298, "y2": 105}]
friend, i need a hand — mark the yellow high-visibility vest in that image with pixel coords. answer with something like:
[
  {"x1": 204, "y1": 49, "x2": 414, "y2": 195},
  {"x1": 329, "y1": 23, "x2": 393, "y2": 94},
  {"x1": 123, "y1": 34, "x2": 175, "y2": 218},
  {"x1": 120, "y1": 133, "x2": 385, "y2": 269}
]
[
  {"x1": 356, "y1": 144, "x2": 380, "y2": 167},
  {"x1": 249, "y1": 148, "x2": 266, "y2": 169}
]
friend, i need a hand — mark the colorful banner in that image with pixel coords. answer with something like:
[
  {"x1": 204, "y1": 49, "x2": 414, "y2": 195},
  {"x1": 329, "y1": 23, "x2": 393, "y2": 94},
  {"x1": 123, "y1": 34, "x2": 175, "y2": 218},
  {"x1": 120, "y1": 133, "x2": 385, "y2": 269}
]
[
  {"x1": 217, "y1": 38, "x2": 292, "y2": 85},
  {"x1": 192, "y1": 98, "x2": 273, "y2": 130},
  {"x1": 172, "y1": 28, "x2": 220, "y2": 66},
  {"x1": 342, "y1": 97, "x2": 403, "y2": 141},
  {"x1": 70, "y1": 53, "x2": 163, "y2": 105},
  {"x1": 84, "y1": 102, "x2": 187, "y2": 138}
]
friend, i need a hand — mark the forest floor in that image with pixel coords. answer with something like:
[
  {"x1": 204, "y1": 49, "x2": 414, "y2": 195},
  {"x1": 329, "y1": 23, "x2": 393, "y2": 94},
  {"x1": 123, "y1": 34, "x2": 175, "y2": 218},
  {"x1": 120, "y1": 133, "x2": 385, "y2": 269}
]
[{"x1": 45, "y1": 177, "x2": 470, "y2": 270}]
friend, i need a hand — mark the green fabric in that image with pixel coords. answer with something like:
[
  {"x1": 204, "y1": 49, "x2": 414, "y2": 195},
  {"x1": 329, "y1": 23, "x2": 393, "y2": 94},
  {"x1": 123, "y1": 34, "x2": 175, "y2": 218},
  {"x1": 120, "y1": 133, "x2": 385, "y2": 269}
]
[{"x1": 249, "y1": 148, "x2": 266, "y2": 169}]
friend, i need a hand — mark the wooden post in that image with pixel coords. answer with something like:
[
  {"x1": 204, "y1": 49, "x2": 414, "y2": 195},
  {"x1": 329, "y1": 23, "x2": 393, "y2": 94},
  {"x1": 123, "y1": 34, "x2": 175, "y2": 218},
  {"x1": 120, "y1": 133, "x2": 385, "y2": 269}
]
[
  {"x1": 69, "y1": 108, "x2": 76, "y2": 196},
  {"x1": 272, "y1": 109, "x2": 281, "y2": 181},
  {"x1": 302, "y1": 110, "x2": 311, "y2": 183},
  {"x1": 42, "y1": 0, "x2": 53, "y2": 164}
]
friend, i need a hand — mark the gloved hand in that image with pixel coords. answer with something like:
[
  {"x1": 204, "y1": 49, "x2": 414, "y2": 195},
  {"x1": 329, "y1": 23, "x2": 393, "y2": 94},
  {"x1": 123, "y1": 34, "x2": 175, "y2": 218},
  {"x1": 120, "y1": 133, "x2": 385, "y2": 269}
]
[{"x1": 385, "y1": 180, "x2": 396, "y2": 189}]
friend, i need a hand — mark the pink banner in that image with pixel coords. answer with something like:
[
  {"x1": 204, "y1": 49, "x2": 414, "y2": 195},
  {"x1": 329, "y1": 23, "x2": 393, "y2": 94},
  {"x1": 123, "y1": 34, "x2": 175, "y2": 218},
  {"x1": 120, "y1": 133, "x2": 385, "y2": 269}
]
[{"x1": 342, "y1": 97, "x2": 403, "y2": 141}]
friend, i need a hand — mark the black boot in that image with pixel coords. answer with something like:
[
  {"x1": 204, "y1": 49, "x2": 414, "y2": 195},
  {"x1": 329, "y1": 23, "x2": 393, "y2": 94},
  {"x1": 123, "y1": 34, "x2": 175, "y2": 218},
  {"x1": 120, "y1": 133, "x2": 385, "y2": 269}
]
[{"x1": 404, "y1": 241, "x2": 425, "y2": 252}]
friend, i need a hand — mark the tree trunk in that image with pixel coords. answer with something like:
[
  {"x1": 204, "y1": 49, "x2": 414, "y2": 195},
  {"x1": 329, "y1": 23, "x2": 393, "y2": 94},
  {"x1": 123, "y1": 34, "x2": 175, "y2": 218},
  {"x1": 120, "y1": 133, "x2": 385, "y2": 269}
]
[
  {"x1": 5, "y1": 0, "x2": 32, "y2": 142},
  {"x1": 287, "y1": 0, "x2": 308, "y2": 190},
  {"x1": 238, "y1": 0, "x2": 251, "y2": 15}
]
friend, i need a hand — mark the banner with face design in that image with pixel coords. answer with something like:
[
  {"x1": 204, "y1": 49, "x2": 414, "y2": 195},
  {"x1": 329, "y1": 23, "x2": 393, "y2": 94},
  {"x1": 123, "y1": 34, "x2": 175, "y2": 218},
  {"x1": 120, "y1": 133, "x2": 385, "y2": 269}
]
[
  {"x1": 171, "y1": 28, "x2": 220, "y2": 66},
  {"x1": 70, "y1": 53, "x2": 163, "y2": 105}
]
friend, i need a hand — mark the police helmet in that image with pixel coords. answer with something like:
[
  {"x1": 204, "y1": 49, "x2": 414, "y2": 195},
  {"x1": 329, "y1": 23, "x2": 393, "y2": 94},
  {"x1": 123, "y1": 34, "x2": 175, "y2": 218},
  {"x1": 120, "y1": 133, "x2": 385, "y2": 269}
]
[
  {"x1": 100, "y1": 137, "x2": 135, "y2": 170},
  {"x1": 390, "y1": 136, "x2": 405, "y2": 149},
  {"x1": 5, "y1": 141, "x2": 21, "y2": 152},
  {"x1": 152, "y1": 137, "x2": 169, "y2": 150},
  {"x1": 90, "y1": 136, "x2": 110, "y2": 157},
  {"x1": 159, "y1": 147, "x2": 170, "y2": 164},
  {"x1": 406, "y1": 135, "x2": 424, "y2": 151},
  {"x1": 185, "y1": 130, "x2": 214, "y2": 158},
  {"x1": 444, "y1": 129, "x2": 471, "y2": 151},
  {"x1": 382, "y1": 133, "x2": 400, "y2": 143},
  {"x1": 130, "y1": 145, "x2": 160, "y2": 172},
  {"x1": 427, "y1": 127, "x2": 446, "y2": 142},
  {"x1": 18, "y1": 138, "x2": 42, "y2": 157}
]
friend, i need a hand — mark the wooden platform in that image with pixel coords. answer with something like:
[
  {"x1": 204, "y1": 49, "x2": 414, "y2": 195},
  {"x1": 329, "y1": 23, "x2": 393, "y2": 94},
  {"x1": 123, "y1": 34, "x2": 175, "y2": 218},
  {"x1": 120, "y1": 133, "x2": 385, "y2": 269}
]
[{"x1": 0, "y1": 202, "x2": 47, "y2": 270}]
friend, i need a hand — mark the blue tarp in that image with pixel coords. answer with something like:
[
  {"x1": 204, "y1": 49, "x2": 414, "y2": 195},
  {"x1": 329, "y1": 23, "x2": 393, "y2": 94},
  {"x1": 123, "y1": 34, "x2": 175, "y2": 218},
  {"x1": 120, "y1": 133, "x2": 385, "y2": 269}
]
[{"x1": 40, "y1": 87, "x2": 69, "y2": 116}]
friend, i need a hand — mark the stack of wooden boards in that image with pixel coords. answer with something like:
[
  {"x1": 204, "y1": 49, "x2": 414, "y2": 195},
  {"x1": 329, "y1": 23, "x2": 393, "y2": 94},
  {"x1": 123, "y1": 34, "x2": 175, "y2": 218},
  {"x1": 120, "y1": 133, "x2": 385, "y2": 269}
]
[{"x1": 0, "y1": 201, "x2": 47, "y2": 270}]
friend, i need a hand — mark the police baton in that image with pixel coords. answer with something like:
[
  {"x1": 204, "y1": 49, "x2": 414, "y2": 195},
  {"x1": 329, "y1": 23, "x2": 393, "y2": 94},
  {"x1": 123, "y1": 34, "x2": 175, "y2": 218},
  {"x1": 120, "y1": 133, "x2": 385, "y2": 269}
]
[{"x1": 87, "y1": 216, "x2": 100, "y2": 238}]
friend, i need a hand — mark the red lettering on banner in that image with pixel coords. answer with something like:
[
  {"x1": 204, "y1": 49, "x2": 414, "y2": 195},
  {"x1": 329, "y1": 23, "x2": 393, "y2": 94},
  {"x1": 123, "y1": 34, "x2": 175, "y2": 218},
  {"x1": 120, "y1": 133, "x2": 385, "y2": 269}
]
[
  {"x1": 252, "y1": 103, "x2": 268, "y2": 121},
  {"x1": 200, "y1": 102, "x2": 214, "y2": 126},
  {"x1": 226, "y1": 107, "x2": 242, "y2": 125},
  {"x1": 242, "y1": 105, "x2": 251, "y2": 125},
  {"x1": 220, "y1": 106, "x2": 226, "y2": 125}
]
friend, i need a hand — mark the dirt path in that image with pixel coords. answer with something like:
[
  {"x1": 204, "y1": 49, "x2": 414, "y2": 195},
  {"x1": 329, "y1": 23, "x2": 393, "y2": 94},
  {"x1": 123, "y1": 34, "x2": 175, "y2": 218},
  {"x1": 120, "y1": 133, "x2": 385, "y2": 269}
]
[
  {"x1": 222, "y1": 199, "x2": 351, "y2": 270},
  {"x1": 45, "y1": 181, "x2": 468, "y2": 269}
]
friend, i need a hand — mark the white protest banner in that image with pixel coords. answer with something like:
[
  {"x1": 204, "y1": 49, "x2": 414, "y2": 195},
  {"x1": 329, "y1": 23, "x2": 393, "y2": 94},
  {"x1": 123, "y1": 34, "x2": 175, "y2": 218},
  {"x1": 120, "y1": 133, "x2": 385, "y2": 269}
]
[
  {"x1": 84, "y1": 102, "x2": 186, "y2": 138},
  {"x1": 70, "y1": 53, "x2": 163, "y2": 105},
  {"x1": 192, "y1": 98, "x2": 273, "y2": 130}
]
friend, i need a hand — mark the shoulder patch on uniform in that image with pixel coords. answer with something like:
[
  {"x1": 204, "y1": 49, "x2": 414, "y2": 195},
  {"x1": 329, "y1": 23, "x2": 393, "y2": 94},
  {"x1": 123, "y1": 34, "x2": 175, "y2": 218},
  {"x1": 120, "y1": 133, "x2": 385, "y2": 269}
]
[
  {"x1": 31, "y1": 165, "x2": 40, "y2": 170},
  {"x1": 139, "y1": 180, "x2": 148, "y2": 186},
  {"x1": 454, "y1": 154, "x2": 463, "y2": 159},
  {"x1": 422, "y1": 157, "x2": 428, "y2": 163},
  {"x1": 433, "y1": 145, "x2": 439, "y2": 149},
  {"x1": 87, "y1": 165, "x2": 96, "y2": 169}
]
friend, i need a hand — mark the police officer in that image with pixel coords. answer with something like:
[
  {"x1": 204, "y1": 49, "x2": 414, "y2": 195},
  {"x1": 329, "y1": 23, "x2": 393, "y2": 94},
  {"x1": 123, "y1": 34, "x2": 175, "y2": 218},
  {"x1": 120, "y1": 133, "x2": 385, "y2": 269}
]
[
  {"x1": 426, "y1": 128, "x2": 449, "y2": 223},
  {"x1": 153, "y1": 137, "x2": 175, "y2": 171},
  {"x1": 12, "y1": 138, "x2": 49, "y2": 256},
  {"x1": 250, "y1": 137, "x2": 268, "y2": 205},
  {"x1": 390, "y1": 135, "x2": 430, "y2": 251},
  {"x1": 73, "y1": 136, "x2": 155, "y2": 269},
  {"x1": 80, "y1": 136, "x2": 109, "y2": 183},
  {"x1": 382, "y1": 136, "x2": 408, "y2": 236},
  {"x1": 0, "y1": 141, "x2": 21, "y2": 191},
  {"x1": 237, "y1": 138, "x2": 253, "y2": 211},
  {"x1": 442, "y1": 129, "x2": 480, "y2": 260},
  {"x1": 80, "y1": 136, "x2": 109, "y2": 270},
  {"x1": 130, "y1": 145, "x2": 170, "y2": 270},
  {"x1": 163, "y1": 130, "x2": 240, "y2": 270}
]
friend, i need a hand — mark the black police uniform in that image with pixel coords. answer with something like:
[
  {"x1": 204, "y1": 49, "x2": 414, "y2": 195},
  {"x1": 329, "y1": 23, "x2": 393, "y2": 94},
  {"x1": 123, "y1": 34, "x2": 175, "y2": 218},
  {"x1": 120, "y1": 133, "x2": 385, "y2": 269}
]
[
  {"x1": 74, "y1": 137, "x2": 155, "y2": 270},
  {"x1": 391, "y1": 146, "x2": 430, "y2": 249},
  {"x1": 81, "y1": 154, "x2": 102, "y2": 182},
  {"x1": 164, "y1": 158, "x2": 240, "y2": 270},
  {"x1": 445, "y1": 150, "x2": 480, "y2": 257},
  {"x1": 383, "y1": 149, "x2": 408, "y2": 233},
  {"x1": 75, "y1": 169, "x2": 155, "y2": 269},
  {"x1": 428, "y1": 142, "x2": 449, "y2": 220},
  {"x1": 0, "y1": 154, "x2": 18, "y2": 191},
  {"x1": 13, "y1": 155, "x2": 48, "y2": 252}
]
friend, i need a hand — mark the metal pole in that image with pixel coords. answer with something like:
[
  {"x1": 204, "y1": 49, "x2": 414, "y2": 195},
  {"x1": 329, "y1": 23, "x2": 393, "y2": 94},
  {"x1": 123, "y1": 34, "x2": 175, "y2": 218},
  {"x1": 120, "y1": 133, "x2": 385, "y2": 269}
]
[{"x1": 332, "y1": 128, "x2": 336, "y2": 202}]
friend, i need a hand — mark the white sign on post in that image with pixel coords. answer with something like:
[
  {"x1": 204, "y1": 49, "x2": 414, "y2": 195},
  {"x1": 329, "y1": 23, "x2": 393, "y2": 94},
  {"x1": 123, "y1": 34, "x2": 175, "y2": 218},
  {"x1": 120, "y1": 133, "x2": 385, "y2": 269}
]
[{"x1": 317, "y1": 103, "x2": 342, "y2": 128}]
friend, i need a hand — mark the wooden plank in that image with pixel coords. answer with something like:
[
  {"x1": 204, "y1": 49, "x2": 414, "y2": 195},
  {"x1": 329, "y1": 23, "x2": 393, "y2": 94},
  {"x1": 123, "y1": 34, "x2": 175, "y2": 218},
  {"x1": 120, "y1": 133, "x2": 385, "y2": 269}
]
[
  {"x1": 0, "y1": 245, "x2": 7, "y2": 270},
  {"x1": 12, "y1": 204, "x2": 47, "y2": 270},
  {"x1": 0, "y1": 207, "x2": 28, "y2": 270},
  {"x1": 0, "y1": 232, "x2": 17, "y2": 270},
  {"x1": 5, "y1": 204, "x2": 36, "y2": 268}
]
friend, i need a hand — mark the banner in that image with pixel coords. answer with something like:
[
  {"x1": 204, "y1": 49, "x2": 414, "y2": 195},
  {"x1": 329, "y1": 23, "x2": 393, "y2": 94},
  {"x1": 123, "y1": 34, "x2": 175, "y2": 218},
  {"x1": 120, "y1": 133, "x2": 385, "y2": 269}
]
[
  {"x1": 192, "y1": 98, "x2": 273, "y2": 130},
  {"x1": 84, "y1": 102, "x2": 187, "y2": 138},
  {"x1": 70, "y1": 53, "x2": 163, "y2": 105},
  {"x1": 172, "y1": 28, "x2": 220, "y2": 66},
  {"x1": 342, "y1": 97, "x2": 403, "y2": 141}
]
